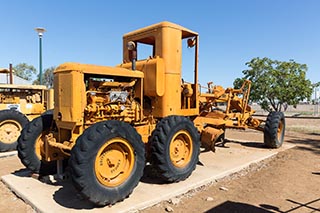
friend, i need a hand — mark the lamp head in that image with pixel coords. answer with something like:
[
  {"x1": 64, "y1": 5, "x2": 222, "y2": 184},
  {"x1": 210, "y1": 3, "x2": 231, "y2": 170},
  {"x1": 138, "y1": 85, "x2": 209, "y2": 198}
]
[{"x1": 35, "y1": 27, "x2": 46, "y2": 36}]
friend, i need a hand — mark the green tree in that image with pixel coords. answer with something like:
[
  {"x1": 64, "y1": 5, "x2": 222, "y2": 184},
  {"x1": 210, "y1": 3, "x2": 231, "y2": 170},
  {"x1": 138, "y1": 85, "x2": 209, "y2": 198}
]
[
  {"x1": 13, "y1": 63, "x2": 37, "y2": 81},
  {"x1": 33, "y1": 66, "x2": 55, "y2": 88},
  {"x1": 234, "y1": 57, "x2": 313, "y2": 112}
]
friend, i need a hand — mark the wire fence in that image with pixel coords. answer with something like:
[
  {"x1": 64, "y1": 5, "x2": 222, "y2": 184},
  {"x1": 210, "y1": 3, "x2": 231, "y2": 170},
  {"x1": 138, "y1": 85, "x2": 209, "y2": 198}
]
[{"x1": 252, "y1": 104, "x2": 320, "y2": 117}]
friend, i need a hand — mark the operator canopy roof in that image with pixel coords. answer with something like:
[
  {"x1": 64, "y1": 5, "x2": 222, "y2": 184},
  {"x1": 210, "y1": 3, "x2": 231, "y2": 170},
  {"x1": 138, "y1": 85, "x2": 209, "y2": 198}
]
[{"x1": 123, "y1": 21, "x2": 198, "y2": 41}]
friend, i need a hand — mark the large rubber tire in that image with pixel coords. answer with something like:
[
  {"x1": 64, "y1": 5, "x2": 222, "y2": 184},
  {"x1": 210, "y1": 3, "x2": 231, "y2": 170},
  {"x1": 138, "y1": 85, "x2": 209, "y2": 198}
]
[
  {"x1": 150, "y1": 116, "x2": 200, "y2": 182},
  {"x1": 264, "y1": 111, "x2": 285, "y2": 148},
  {"x1": 17, "y1": 113, "x2": 56, "y2": 174},
  {"x1": 69, "y1": 120, "x2": 145, "y2": 206},
  {"x1": 0, "y1": 110, "x2": 29, "y2": 152}
]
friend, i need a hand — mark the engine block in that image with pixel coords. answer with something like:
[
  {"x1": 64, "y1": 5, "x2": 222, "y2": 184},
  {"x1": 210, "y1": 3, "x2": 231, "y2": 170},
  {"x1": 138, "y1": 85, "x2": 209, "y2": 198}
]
[{"x1": 84, "y1": 80, "x2": 141, "y2": 125}]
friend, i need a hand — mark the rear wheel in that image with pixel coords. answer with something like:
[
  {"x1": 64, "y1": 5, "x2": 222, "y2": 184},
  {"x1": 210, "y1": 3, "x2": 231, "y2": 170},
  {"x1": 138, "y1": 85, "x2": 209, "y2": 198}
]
[
  {"x1": 264, "y1": 111, "x2": 285, "y2": 148},
  {"x1": 0, "y1": 110, "x2": 29, "y2": 152},
  {"x1": 150, "y1": 116, "x2": 200, "y2": 182},
  {"x1": 17, "y1": 113, "x2": 56, "y2": 174},
  {"x1": 69, "y1": 120, "x2": 145, "y2": 206}
]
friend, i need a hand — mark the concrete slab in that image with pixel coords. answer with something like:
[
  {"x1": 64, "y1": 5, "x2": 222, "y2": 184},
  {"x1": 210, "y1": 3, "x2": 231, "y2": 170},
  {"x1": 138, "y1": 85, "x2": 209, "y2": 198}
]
[
  {"x1": 0, "y1": 151, "x2": 17, "y2": 158},
  {"x1": 1, "y1": 141, "x2": 294, "y2": 213}
]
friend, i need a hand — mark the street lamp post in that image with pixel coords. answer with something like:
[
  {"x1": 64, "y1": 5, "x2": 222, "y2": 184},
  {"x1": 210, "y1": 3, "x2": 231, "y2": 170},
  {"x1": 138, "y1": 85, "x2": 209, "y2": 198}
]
[{"x1": 35, "y1": 27, "x2": 46, "y2": 85}]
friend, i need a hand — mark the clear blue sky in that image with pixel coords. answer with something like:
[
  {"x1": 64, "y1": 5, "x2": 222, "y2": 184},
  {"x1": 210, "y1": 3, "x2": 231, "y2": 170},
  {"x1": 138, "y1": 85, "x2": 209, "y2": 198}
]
[{"x1": 1, "y1": 0, "x2": 319, "y2": 87}]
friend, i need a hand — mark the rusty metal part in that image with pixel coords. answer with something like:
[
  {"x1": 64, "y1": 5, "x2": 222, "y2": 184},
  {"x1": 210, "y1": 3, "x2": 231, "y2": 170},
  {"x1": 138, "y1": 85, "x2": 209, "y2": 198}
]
[{"x1": 201, "y1": 127, "x2": 224, "y2": 151}]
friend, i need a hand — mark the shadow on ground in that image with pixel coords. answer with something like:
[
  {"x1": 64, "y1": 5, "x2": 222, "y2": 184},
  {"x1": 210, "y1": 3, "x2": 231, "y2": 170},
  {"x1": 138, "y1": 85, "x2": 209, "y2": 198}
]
[
  {"x1": 223, "y1": 139, "x2": 267, "y2": 149},
  {"x1": 205, "y1": 198, "x2": 320, "y2": 213},
  {"x1": 10, "y1": 169, "x2": 96, "y2": 210},
  {"x1": 205, "y1": 201, "x2": 273, "y2": 213},
  {"x1": 285, "y1": 132, "x2": 320, "y2": 155},
  {"x1": 260, "y1": 198, "x2": 320, "y2": 212},
  {"x1": 52, "y1": 180, "x2": 97, "y2": 210}
]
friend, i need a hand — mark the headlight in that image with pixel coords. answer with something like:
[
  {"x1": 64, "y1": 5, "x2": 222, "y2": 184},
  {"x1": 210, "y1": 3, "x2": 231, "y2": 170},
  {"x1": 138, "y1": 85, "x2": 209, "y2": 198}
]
[{"x1": 127, "y1": 41, "x2": 136, "y2": 51}]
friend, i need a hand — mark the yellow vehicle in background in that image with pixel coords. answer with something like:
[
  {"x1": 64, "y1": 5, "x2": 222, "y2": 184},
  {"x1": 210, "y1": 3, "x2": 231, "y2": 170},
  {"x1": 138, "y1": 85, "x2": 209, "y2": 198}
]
[
  {"x1": 0, "y1": 67, "x2": 53, "y2": 152},
  {"x1": 18, "y1": 22, "x2": 285, "y2": 206}
]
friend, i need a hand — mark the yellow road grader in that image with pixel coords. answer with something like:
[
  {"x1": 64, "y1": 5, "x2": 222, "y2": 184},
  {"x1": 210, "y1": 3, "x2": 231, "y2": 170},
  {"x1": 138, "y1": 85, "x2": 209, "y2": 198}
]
[
  {"x1": 0, "y1": 67, "x2": 54, "y2": 152},
  {"x1": 17, "y1": 22, "x2": 285, "y2": 206}
]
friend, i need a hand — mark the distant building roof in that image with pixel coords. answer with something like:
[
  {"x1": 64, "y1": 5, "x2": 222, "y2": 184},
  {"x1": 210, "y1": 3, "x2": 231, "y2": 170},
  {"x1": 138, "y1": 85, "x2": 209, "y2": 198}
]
[{"x1": 0, "y1": 73, "x2": 32, "y2": 85}]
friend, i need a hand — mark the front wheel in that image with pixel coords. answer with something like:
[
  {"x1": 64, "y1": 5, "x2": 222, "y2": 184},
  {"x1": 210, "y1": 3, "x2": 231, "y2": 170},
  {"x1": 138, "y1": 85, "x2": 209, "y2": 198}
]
[
  {"x1": 0, "y1": 110, "x2": 29, "y2": 152},
  {"x1": 69, "y1": 120, "x2": 145, "y2": 206},
  {"x1": 17, "y1": 113, "x2": 56, "y2": 174},
  {"x1": 150, "y1": 116, "x2": 200, "y2": 182},
  {"x1": 264, "y1": 111, "x2": 285, "y2": 148}
]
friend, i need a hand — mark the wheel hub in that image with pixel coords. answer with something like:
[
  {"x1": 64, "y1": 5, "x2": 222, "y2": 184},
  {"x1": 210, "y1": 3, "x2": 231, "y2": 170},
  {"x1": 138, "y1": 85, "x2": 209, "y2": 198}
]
[
  {"x1": 95, "y1": 138, "x2": 134, "y2": 187},
  {"x1": 0, "y1": 120, "x2": 21, "y2": 144},
  {"x1": 171, "y1": 139, "x2": 186, "y2": 159},
  {"x1": 169, "y1": 130, "x2": 193, "y2": 168},
  {"x1": 277, "y1": 121, "x2": 284, "y2": 139},
  {"x1": 34, "y1": 134, "x2": 45, "y2": 160}
]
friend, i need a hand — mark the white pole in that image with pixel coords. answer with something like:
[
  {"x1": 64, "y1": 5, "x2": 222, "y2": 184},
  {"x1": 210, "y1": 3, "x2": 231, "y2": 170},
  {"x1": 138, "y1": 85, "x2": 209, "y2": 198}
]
[{"x1": 316, "y1": 88, "x2": 319, "y2": 116}]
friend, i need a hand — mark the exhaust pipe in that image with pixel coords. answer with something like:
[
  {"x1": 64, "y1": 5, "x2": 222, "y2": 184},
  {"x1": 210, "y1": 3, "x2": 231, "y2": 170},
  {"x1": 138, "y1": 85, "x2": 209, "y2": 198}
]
[
  {"x1": 9, "y1": 63, "x2": 13, "y2": 84},
  {"x1": 127, "y1": 41, "x2": 137, "y2": 71}
]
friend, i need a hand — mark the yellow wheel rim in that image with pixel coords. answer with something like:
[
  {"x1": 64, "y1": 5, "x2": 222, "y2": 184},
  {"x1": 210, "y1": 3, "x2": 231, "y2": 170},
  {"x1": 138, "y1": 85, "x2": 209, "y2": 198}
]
[
  {"x1": 0, "y1": 120, "x2": 22, "y2": 144},
  {"x1": 277, "y1": 121, "x2": 284, "y2": 139},
  {"x1": 34, "y1": 134, "x2": 45, "y2": 160},
  {"x1": 169, "y1": 130, "x2": 193, "y2": 168},
  {"x1": 95, "y1": 137, "x2": 135, "y2": 187}
]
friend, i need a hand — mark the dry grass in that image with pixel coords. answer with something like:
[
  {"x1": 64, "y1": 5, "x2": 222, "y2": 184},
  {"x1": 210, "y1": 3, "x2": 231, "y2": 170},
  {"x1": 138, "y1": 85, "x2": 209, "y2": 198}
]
[{"x1": 286, "y1": 126, "x2": 320, "y2": 134}]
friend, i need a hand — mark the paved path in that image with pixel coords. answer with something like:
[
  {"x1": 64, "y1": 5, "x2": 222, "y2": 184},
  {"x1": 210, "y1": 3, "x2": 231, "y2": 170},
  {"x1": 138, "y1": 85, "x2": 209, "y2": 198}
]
[{"x1": 0, "y1": 151, "x2": 17, "y2": 159}]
